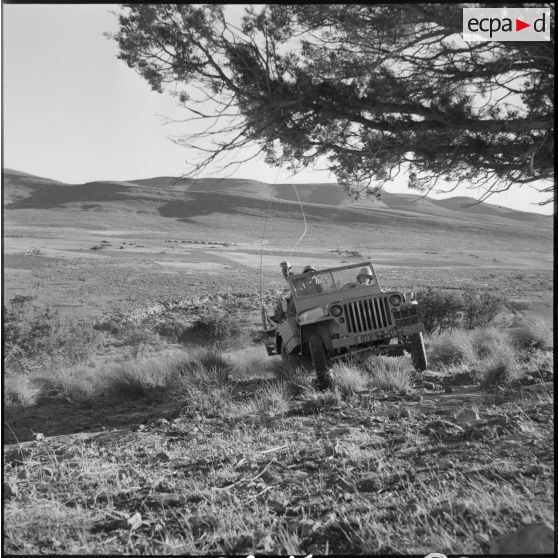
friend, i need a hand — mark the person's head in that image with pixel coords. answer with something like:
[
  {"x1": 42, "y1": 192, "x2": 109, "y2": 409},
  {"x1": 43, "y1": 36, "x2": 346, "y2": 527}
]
[
  {"x1": 357, "y1": 267, "x2": 373, "y2": 284},
  {"x1": 303, "y1": 265, "x2": 317, "y2": 276}
]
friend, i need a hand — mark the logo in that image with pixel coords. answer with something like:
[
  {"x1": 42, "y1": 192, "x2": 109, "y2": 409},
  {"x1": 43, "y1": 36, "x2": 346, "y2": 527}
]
[{"x1": 463, "y1": 7, "x2": 550, "y2": 41}]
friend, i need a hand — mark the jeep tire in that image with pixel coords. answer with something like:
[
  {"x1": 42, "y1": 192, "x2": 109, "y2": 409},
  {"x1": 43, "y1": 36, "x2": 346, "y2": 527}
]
[
  {"x1": 281, "y1": 343, "x2": 302, "y2": 370},
  {"x1": 410, "y1": 332, "x2": 427, "y2": 372},
  {"x1": 309, "y1": 334, "x2": 333, "y2": 389}
]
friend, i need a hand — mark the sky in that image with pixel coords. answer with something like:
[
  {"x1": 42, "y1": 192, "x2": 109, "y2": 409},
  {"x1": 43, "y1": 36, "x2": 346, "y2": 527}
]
[{"x1": 2, "y1": 4, "x2": 553, "y2": 215}]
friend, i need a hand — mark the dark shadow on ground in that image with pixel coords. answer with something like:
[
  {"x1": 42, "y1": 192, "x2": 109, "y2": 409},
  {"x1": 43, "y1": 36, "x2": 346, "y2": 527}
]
[
  {"x1": 4, "y1": 175, "x2": 135, "y2": 210},
  {"x1": 3, "y1": 398, "x2": 183, "y2": 443},
  {"x1": 156, "y1": 191, "x2": 428, "y2": 228}
]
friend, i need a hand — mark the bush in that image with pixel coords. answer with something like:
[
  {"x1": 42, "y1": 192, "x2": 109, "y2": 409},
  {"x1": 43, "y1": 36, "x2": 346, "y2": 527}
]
[
  {"x1": 482, "y1": 345, "x2": 522, "y2": 386},
  {"x1": 461, "y1": 289, "x2": 504, "y2": 330},
  {"x1": 34, "y1": 366, "x2": 98, "y2": 404},
  {"x1": 416, "y1": 288, "x2": 463, "y2": 334},
  {"x1": 416, "y1": 287, "x2": 505, "y2": 334},
  {"x1": 188, "y1": 311, "x2": 246, "y2": 349},
  {"x1": 469, "y1": 327, "x2": 512, "y2": 360},
  {"x1": 101, "y1": 348, "x2": 233, "y2": 402},
  {"x1": 508, "y1": 319, "x2": 553, "y2": 351},
  {"x1": 3, "y1": 299, "x2": 100, "y2": 374},
  {"x1": 4, "y1": 375, "x2": 36, "y2": 406}
]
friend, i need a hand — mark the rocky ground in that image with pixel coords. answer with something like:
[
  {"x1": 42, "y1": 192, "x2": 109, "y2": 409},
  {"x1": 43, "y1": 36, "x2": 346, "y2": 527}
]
[{"x1": 3, "y1": 369, "x2": 554, "y2": 555}]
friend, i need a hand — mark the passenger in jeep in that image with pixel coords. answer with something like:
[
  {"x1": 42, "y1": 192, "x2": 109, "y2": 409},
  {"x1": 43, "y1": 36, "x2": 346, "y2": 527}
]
[{"x1": 357, "y1": 267, "x2": 374, "y2": 285}]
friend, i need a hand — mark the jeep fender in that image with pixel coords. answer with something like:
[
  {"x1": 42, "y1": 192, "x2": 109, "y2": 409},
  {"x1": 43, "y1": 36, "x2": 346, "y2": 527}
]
[
  {"x1": 277, "y1": 319, "x2": 301, "y2": 354},
  {"x1": 301, "y1": 321, "x2": 335, "y2": 352}
]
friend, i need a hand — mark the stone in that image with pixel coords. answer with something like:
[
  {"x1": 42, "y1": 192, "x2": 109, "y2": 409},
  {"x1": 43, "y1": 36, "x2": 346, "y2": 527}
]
[
  {"x1": 156, "y1": 452, "x2": 170, "y2": 462},
  {"x1": 357, "y1": 474, "x2": 383, "y2": 492},
  {"x1": 455, "y1": 408, "x2": 480, "y2": 425},
  {"x1": 523, "y1": 464, "x2": 546, "y2": 477},
  {"x1": 3, "y1": 481, "x2": 18, "y2": 500},
  {"x1": 489, "y1": 523, "x2": 554, "y2": 555},
  {"x1": 127, "y1": 512, "x2": 142, "y2": 531}
]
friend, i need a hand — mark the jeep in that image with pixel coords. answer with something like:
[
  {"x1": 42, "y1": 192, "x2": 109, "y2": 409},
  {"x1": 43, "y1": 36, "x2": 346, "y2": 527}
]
[{"x1": 262, "y1": 260, "x2": 427, "y2": 387}]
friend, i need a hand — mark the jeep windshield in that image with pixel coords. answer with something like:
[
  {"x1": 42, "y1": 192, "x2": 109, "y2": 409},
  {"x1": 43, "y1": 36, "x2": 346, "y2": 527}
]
[{"x1": 291, "y1": 265, "x2": 377, "y2": 297}]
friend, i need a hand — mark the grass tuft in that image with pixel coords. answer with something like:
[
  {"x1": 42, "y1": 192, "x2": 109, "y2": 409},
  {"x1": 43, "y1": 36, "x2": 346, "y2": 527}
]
[
  {"x1": 364, "y1": 356, "x2": 415, "y2": 393},
  {"x1": 331, "y1": 362, "x2": 369, "y2": 396},
  {"x1": 428, "y1": 330, "x2": 476, "y2": 369},
  {"x1": 508, "y1": 319, "x2": 553, "y2": 352}
]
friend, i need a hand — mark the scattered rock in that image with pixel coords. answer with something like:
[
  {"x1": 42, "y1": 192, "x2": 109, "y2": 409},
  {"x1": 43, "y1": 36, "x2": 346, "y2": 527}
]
[
  {"x1": 446, "y1": 370, "x2": 477, "y2": 385},
  {"x1": 489, "y1": 523, "x2": 554, "y2": 554},
  {"x1": 455, "y1": 408, "x2": 480, "y2": 425},
  {"x1": 357, "y1": 474, "x2": 382, "y2": 492},
  {"x1": 3, "y1": 481, "x2": 18, "y2": 500},
  {"x1": 523, "y1": 464, "x2": 546, "y2": 477},
  {"x1": 156, "y1": 452, "x2": 170, "y2": 463},
  {"x1": 127, "y1": 512, "x2": 142, "y2": 531},
  {"x1": 424, "y1": 420, "x2": 464, "y2": 437}
]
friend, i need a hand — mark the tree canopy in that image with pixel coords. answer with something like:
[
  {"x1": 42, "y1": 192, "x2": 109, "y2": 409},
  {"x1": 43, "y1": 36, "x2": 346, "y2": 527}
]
[{"x1": 114, "y1": 3, "x2": 554, "y2": 203}]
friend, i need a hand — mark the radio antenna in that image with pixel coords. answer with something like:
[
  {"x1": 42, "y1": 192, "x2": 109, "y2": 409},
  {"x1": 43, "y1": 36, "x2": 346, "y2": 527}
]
[{"x1": 289, "y1": 184, "x2": 307, "y2": 257}]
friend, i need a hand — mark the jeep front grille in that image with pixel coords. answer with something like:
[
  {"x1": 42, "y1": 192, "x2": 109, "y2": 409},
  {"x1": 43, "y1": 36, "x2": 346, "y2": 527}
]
[{"x1": 343, "y1": 296, "x2": 393, "y2": 333}]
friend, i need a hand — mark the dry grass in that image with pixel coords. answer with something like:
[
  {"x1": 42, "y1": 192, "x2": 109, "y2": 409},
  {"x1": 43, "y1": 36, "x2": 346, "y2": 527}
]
[
  {"x1": 364, "y1": 356, "x2": 415, "y2": 393},
  {"x1": 330, "y1": 362, "x2": 369, "y2": 396},
  {"x1": 508, "y1": 318, "x2": 553, "y2": 351},
  {"x1": 427, "y1": 329, "x2": 477, "y2": 368},
  {"x1": 4, "y1": 376, "x2": 37, "y2": 406}
]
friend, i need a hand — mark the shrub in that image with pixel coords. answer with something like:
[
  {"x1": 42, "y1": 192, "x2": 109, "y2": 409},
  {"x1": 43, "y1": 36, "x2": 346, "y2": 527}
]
[
  {"x1": 101, "y1": 348, "x2": 233, "y2": 402},
  {"x1": 461, "y1": 289, "x2": 505, "y2": 330},
  {"x1": 34, "y1": 366, "x2": 98, "y2": 404},
  {"x1": 3, "y1": 300, "x2": 100, "y2": 375},
  {"x1": 188, "y1": 310, "x2": 246, "y2": 349},
  {"x1": 416, "y1": 288, "x2": 463, "y2": 334},
  {"x1": 469, "y1": 327, "x2": 512, "y2": 360},
  {"x1": 482, "y1": 344, "x2": 522, "y2": 386},
  {"x1": 4, "y1": 375, "x2": 36, "y2": 406},
  {"x1": 508, "y1": 319, "x2": 553, "y2": 352}
]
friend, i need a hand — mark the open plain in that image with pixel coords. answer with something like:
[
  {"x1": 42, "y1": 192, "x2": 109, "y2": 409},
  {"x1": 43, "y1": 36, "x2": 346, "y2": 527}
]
[{"x1": 2, "y1": 168, "x2": 554, "y2": 554}]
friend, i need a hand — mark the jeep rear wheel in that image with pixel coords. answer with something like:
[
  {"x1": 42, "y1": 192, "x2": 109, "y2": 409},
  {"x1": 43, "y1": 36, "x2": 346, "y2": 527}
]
[
  {"x1": 410, "y1": 332, "x2": 427, "y2": 371},
  {"x1": 309, "y1": 335, "x2": 333, "y2": 389}
]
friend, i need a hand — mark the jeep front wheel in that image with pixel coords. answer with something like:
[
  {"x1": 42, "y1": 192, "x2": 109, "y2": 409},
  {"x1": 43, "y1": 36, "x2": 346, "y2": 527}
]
[
  {"x1": 410, "y1": 332, "x2": 427, "y2": 371},
  {"x1": 281, "y1": 344, "x2": 301, "y2": 370},
  {"x1": 309, "y1": 335, "x2": 333, "y2": 389}
]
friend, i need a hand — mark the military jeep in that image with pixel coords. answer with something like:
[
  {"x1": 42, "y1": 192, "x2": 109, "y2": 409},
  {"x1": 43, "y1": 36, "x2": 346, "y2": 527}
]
[{"x1": 262, "y1": 260, "x2": 427, "y2": 387}]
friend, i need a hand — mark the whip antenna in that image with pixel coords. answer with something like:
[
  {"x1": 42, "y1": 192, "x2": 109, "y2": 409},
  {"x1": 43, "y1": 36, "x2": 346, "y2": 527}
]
[
  {"x1": 259, "y1": 169, "x2": 281, "y2": 327},
  {"x1": 289, "y1": 184, "x2": 307, "y2": 257}
]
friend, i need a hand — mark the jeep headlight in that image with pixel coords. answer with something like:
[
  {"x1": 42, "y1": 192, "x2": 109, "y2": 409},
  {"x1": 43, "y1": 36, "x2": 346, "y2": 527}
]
[
  {"x1": 389, "y1": 294, "x2": 402, "y2": 307},
  {"x1": 329, "y1": 304, "x2": 343, "y2": 318}
]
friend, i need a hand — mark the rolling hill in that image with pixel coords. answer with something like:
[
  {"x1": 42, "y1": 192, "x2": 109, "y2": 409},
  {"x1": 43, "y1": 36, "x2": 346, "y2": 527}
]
[{"x1": 3, "y1": 168, "x2": 551, "y2": 228}]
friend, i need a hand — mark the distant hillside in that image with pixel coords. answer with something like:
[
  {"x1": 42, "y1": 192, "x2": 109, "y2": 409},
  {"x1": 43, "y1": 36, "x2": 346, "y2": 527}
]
[{"x1": 3, "y1": 168, "x2": 551, "y2": 229}]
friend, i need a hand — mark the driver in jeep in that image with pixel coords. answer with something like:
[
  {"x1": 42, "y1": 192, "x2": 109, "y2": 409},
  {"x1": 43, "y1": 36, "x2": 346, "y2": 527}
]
[{"x1": 301, "y1": 265, "x2": 323, "y2": 294}]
